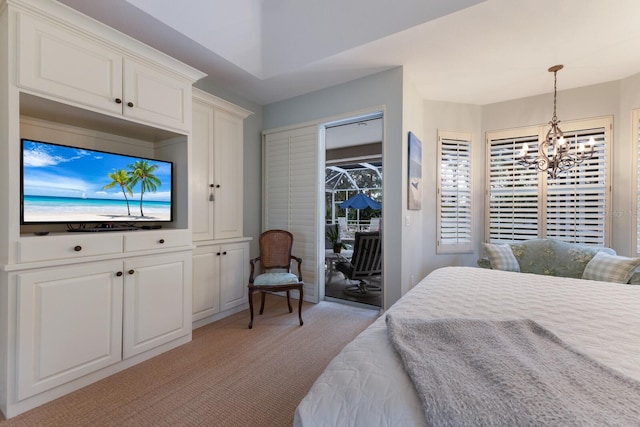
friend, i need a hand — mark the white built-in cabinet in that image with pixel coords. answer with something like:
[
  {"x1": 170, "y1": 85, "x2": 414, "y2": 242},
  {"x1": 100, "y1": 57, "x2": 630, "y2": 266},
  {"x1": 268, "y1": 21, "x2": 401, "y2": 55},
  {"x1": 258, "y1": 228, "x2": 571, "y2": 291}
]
[
  {"x1": 191, "y1": 88, "x2": 252, "y2": 328},
  {"x1": 192, "y1": 88, "x2": 252, "y2": 241},
  {"x1": 17, "y1": 11, "x2": 192, "y2": 133},
  {"x1": 192, "y1": 242, "x2": 249, "y2": 323},
  {"x1": 15, "y1": 250, "x2": 191, "y2": 401},
  {"x1": 0, "y1": 0, "x2": 205, "y2": 419},
  {"x1": 15, "y1": 260, "x2": 124, "y2": 401}
]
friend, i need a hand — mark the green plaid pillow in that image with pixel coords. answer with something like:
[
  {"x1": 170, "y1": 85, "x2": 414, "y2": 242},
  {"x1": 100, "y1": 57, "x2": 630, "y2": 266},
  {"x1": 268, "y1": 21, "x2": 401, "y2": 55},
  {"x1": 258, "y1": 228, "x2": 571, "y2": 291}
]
[
  {"x1": 582, "y1": 252, "x2": 640, "y2": 283},
  {"x1": 482, "y1": 242, "x2": 520, "y2": 272}
]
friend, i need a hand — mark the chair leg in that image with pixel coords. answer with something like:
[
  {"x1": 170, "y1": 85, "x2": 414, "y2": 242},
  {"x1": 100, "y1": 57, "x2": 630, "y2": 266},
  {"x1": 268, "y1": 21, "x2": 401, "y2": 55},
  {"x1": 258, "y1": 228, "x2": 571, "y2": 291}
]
[
  {"x1": 259, "y1": 291, "x2": 266, "y2": 315},
  {"x1": 298, "y1": 286, "x2": 304, "y2": 326},
  {"x1": 248, "y1": 289, "x2": 254, "y2": 329},
  {"x1": 286, "y1": 290, "x2": 292, "y2": 313}
]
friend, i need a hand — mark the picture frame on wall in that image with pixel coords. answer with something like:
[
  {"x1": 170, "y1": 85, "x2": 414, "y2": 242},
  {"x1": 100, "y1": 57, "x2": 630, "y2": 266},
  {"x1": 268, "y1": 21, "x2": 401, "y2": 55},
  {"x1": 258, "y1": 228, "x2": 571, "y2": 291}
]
[{"x1": 408, "y1": 131, "x2": 422, "y2": 210}]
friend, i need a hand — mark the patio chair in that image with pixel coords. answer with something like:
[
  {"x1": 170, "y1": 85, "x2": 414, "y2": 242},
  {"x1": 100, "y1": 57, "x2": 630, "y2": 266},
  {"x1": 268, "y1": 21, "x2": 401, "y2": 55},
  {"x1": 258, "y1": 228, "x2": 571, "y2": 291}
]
[
  {"x1": 247, "y1": 229, "x2": 304, "y2": 329},
  {"x1": 335, "y1": 231, "x2": 382, "y2": 294}
]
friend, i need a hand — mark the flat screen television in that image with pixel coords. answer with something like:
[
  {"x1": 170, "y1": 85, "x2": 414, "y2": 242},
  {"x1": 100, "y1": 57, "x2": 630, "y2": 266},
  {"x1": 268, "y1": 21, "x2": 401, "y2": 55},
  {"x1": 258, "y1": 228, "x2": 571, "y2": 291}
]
[{"x1": 21, "y1": 138, "x2": 173, "y2": 228}]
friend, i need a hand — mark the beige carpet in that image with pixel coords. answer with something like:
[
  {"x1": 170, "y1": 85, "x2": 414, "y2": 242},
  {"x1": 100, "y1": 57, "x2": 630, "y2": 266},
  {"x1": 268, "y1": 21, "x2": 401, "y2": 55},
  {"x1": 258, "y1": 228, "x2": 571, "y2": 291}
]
[{"x1": 0, "y1": 296, "x2": 378, "y2": 427}]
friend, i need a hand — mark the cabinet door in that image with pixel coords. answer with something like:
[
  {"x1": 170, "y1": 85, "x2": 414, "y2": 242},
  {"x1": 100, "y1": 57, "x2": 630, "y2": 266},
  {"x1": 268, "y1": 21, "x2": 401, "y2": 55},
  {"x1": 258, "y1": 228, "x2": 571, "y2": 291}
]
[
  {"x1": 213, "y1": 109, "x2": 244, "y2": 239},
  {"x1": 16, "y1": 261, "x2": 123, "y2": 400},
  {"x1": 123, "y1": 252, "x2": 192, "y2": 359},
  {"x1": 191, "y1": 99, "x2": 215, "y2": 241},
  {"x1": 123, "y1": 58, "x2": 190, "y2": 132},
  {"x1": 220, "y1": 242, "x2": 249, "y2": 311},
  {"x1": 17, "y1": 12, "x2": 123, "y2": 115},
  {"x1": 192, "y1": 246, "x2": 221, "y2": 321}
]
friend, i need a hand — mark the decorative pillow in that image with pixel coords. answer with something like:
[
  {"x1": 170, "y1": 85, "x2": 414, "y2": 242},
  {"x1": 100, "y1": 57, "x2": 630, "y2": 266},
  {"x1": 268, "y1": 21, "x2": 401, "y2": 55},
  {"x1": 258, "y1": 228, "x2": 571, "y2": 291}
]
[
  {"x1": 482, "y1": 242, "x2": 520, "y2": 272},
  {"x1": 582, "y1": 252, "x2": 640, "y2": 283}
]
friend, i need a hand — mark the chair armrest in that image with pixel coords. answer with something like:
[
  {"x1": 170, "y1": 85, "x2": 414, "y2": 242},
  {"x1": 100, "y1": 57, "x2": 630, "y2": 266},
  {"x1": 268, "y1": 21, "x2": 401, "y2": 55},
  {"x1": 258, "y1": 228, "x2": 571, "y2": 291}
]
[
  {"x1": 249, "y1": 256, "x2": 261, "y2": 283},
  {"x1": 291, "y1": 255, "x2": 303, "y2": 281}
]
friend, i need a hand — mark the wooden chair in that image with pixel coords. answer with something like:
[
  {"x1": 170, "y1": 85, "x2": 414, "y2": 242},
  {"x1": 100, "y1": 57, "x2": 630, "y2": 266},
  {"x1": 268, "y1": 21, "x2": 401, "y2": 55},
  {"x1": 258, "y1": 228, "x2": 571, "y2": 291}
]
[
  {"x1": 248, "y1": 229, "x2": 304, "y2": 329},
  {"x1": 335, "y1": 231, "x2": 382, "y2": 294}
]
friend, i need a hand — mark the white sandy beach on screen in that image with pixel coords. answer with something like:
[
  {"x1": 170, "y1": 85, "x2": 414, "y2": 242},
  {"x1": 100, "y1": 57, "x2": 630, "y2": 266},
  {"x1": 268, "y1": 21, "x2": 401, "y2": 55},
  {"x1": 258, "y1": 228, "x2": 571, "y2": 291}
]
[{"x1": 23, "y1": 212, "x2": 171, "y2": 222}]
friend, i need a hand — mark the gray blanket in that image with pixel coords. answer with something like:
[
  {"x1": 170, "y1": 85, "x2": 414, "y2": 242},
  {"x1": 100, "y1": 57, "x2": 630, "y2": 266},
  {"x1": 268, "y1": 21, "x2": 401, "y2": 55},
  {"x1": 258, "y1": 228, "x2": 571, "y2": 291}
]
[{"x1": 386, "y1": 315, "x2": 640, "y2": 426}]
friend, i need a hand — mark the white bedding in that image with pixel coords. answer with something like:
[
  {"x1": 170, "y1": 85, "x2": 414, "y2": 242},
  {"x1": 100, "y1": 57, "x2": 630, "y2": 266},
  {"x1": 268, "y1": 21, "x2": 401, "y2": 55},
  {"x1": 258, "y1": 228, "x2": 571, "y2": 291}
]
[{"x1": 294, "y1": 266, "x2": 640, "y2": 426}]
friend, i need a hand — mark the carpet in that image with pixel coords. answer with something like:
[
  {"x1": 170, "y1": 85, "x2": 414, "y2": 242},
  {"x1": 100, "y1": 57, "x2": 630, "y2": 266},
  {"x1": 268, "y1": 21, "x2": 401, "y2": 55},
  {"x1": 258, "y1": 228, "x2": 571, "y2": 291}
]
[{"x1": 1, "y1": 296, "x2": 378, "y2": 426}]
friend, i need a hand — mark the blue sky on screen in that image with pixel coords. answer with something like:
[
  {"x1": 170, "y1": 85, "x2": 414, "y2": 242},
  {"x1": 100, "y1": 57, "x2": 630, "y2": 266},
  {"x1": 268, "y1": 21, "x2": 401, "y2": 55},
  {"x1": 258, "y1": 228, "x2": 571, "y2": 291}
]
[{"x1": 22, "y1": 140, "x2": 172, "y2": 201}]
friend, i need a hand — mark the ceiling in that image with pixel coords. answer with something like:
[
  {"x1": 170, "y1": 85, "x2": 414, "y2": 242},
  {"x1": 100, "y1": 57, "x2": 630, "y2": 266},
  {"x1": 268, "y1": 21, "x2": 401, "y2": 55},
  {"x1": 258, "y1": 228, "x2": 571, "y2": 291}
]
[{"x1": 58, "y1": 0, "x2": 640, "y2": 106}]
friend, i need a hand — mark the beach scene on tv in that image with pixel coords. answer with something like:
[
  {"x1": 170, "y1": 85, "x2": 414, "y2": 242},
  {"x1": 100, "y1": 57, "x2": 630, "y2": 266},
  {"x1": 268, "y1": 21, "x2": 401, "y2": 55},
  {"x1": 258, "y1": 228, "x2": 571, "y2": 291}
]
[{"x1": 22, "y1": 140, "x2": 172, "y2": 224}]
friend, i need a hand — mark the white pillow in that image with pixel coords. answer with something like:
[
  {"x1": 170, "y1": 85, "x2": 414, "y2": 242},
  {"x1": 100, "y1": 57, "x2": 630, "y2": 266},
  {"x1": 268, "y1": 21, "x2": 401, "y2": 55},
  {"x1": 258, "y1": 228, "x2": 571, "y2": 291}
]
[
  {"x1": 582, "y1": 252, "x2": 640, "y2": 283},
  {"x1": 482, "y1": 242, "x2": 520, "y2": 272}
]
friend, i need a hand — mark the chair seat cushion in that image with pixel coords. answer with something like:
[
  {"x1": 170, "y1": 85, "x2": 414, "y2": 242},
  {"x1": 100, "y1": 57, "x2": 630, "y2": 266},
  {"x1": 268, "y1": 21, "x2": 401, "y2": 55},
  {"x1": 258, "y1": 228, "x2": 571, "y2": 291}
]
[{"x1": 253, "y1": 272, "x2": 300, "y2": 286}]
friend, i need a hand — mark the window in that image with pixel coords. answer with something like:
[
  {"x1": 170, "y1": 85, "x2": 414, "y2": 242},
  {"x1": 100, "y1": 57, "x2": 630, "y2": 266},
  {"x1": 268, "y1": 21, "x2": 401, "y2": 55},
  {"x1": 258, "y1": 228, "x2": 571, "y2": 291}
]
[
  {"x1": 486, "y1": 117, "x2": 611, "y2": 245},
  {"x1": 437, "y1": 130, "x2": 472, "y2": 253}
]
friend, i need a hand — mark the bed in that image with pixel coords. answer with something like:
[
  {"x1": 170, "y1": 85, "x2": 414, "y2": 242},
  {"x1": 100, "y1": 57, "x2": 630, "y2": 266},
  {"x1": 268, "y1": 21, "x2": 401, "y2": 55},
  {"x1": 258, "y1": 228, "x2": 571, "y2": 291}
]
[{"x1": 294, "y1": 266, "x2": 640, "y2": 426}]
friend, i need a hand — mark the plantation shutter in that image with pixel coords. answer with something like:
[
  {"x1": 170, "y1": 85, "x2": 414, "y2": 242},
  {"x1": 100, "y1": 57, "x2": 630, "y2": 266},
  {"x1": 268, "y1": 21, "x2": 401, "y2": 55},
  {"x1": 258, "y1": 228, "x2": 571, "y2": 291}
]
[
  {"x1": 546, "y1": 127, "x2": 607, "y2": 245},
  {"x1": 437, "y1": 131, "x2": 472, "y2": 253},
  {"x1": 487, "y1": 133, "x2": 539, "y2": 242},
  {"x1": 486, "y1": 117, "x2": 611, "y2": 245},
  {"x1": 263, "y1": 125, "x2": 319, "y2": 302}
]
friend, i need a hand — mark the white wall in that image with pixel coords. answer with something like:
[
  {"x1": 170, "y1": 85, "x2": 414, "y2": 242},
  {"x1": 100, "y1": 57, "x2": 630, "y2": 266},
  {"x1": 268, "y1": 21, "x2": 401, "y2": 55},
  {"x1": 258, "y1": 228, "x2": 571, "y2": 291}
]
[{"x1": 262, "y1": 67, "x2": 405, "y2": 307}]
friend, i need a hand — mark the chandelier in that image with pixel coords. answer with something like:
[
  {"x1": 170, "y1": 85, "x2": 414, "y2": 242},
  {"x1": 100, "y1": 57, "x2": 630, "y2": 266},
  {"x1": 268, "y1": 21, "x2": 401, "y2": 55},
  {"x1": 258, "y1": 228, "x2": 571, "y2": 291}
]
[{"x1": 517, "y1": 65, "x2": 594, "y2": 179}]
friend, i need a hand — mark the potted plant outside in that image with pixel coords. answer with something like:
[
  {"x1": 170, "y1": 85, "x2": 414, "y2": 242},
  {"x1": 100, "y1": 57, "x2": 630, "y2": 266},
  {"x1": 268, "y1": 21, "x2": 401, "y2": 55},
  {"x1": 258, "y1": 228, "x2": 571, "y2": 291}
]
[{"x1": 326, "y1": 224, "x2": 347, "y2": 254}]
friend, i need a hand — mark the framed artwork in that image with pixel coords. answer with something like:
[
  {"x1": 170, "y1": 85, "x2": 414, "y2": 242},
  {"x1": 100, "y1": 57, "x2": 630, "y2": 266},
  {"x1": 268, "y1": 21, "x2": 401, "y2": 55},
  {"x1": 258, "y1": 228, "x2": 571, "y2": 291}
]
[{"x1": 408, "y1": 131, "x2": 422, "y2": 210}]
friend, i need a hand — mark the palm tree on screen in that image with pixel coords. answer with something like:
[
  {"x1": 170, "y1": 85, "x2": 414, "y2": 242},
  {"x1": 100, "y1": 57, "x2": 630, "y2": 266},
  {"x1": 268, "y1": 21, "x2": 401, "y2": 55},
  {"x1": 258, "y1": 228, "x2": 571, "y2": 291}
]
[
  {"x1": 102, "y1": 169, "x2": 133, "y2": 216},
  {"x1": 128, "y1": 159, "x2": 161, "y2": 217}
]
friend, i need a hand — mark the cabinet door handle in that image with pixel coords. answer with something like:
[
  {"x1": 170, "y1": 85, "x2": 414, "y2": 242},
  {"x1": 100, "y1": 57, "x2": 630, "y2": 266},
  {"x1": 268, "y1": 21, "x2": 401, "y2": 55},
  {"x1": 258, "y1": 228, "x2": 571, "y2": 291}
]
[
  {"x1": 159, "y1": 239, "x2": 165, "y2": 244},
  {"x1": 216, "y1": 252, "x2": 221, "y2": 256},
  {"x1": 74, "y1": 245, "x2": 82, "y2": 252},
  {"x1": 127, "y1": 101, "x2": 134, "y2": 108},
  {"x1": 215, "y1": 184, "x2": 221, "y2": 188},
  {"x1": 116, "y1": 271, "x2": 123, "y2": 277},
  {"x1": 128, "y1": 269, "x2": 135, "y2": 275},
  {"x1": 115, "y1": 98, "x2": 122, "y2": 104},
  {"x1": 223, "y1": 251, "x2": 227, "y2": 255}
]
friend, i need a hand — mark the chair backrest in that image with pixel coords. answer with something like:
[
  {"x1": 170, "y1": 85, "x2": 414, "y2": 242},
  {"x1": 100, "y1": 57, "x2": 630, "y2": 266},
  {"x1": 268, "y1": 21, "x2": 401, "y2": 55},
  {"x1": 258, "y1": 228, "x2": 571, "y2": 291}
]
[
  {"x1": 259, "y1": 229, "x2": 294, "y2": 271},
  {"x1": 349, "y1": 231, "x2": 382, "y2": 279},
  {"x1": 368, "y1": 218, "x2": 380, "y2": 231}
]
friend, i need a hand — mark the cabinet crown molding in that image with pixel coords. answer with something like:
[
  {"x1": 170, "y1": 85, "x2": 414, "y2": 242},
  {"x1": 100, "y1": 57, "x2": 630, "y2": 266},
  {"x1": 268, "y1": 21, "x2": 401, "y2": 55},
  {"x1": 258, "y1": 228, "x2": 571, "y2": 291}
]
[
  {"x1": 193, "y1": 88, "x2": 253, "y2": 119},
  {"x1": 8, "y1": 0, "x2": 206, "y2": 83}
]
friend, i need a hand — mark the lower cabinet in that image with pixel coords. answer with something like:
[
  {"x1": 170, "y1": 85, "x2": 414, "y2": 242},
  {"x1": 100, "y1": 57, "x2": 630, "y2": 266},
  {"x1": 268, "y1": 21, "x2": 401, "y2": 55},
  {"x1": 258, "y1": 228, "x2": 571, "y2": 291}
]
[
  {"x1": 192, "y1": 241, "x2": 249, "y2": 323},
  {"x1": 16, "y1": 260, "x2": 124, "y2": 400},
  {"x1": 123, "y1": 253, "x2": 192, "y2": 359},
  {"x1": 15, "y1": 251, "x2": 191, "y2": 400}
]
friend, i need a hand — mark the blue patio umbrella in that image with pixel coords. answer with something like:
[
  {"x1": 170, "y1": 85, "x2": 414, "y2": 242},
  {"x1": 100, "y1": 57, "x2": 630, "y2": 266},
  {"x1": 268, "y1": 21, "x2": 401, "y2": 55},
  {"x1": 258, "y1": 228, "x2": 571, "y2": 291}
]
[{"x1": 339, "y1": 193, "x2": 381, "y2": 210}]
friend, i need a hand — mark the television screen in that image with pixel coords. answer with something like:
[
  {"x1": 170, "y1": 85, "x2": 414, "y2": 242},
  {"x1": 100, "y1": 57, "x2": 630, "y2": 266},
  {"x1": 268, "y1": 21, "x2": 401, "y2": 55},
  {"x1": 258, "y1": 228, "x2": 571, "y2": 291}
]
[{"x1": 21, "y1": 139, "x2": 173, "y2": 225}]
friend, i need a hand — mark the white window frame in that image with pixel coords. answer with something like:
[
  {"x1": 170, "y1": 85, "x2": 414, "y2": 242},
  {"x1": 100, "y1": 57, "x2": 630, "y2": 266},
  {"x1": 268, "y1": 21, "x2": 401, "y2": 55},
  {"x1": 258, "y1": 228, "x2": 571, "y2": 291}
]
[
  {"x1": 437, "y1": 130, "x2": 473, "y2": 254},
  {"x1": 485, "y1": 116, "x2": 612, "y2": 246}
]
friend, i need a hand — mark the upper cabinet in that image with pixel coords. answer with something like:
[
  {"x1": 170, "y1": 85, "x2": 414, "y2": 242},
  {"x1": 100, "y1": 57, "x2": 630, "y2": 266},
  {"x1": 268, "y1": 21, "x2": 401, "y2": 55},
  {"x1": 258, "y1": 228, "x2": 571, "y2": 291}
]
[
  {"x1": 192, "y1": 88, "x2": 252, "y2": 241},
  {"x1": 15, "y1": 7, "x2": 201, "y2": 133}
]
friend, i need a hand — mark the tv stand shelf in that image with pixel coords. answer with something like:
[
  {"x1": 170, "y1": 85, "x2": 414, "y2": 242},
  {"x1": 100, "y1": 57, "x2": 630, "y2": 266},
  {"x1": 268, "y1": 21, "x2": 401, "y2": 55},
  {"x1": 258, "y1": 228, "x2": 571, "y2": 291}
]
[
  {"x1": 16, "y1": 229, "x2": 191, "y2": 265},
  {"x1": 66, "y1": 224, "x2": 143, "y2": 232}
]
